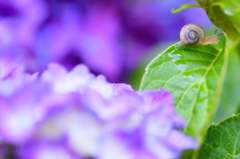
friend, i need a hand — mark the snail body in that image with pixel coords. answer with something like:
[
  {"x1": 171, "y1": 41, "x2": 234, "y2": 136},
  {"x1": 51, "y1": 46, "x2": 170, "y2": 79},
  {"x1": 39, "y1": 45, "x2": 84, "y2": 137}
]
[{"x1": 180, "y1": 24, "x2": 220, "y2": 46}]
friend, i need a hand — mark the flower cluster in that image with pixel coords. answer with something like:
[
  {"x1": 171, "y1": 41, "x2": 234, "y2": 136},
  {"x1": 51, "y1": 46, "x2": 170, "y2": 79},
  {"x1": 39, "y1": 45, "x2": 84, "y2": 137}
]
[
  {"x1": 0, "y1": 63, "x2": 197, "y2": 159},
  {"x1": 0, "y1": 0, "x2": 210, "y2": 82}
]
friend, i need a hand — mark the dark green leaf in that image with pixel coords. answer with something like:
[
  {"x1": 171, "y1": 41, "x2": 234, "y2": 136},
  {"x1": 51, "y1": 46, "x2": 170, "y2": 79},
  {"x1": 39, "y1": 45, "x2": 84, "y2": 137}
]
[{"x1": 197, "y1": 114, "x2": 240, "y2": 159}]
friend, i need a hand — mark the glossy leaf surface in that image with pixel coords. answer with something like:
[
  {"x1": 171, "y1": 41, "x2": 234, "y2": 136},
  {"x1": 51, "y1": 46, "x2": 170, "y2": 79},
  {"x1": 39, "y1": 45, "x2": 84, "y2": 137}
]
[{"x1": 140, "y1": 39, "x2": 228, "y2": 143}]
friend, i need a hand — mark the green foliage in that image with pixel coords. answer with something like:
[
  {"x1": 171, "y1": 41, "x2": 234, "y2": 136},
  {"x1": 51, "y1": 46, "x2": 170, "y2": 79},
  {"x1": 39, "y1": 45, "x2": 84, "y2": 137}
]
[
  {"x1": 140, "y1": 37, "x2": 228, "y2": 143},
  {"x1": 215, "y1": 49, "x2": 240, "y2": 123},
  {"x1": 139, "y1": 0, "x2": 240, "y2": 158},
  {"x1": 197, "y1": 114, "x2": 240, "y2": 159},
  {"x1": 202, "y1": 0, "x2": 240, "y2": 40},
  {"x1": 171, "y1": 0, "x2": 240, "y2": 40},
  {"x1": 171, "y1": 4, "x2": 201, "y2": 13},
  {"x1": 212, "y1": 0, "x2": 240, "y2": 16}
]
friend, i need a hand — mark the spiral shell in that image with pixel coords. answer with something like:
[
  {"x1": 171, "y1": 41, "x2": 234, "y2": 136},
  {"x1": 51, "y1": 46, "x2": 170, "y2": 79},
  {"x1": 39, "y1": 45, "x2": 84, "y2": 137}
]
[{"x1": 180, "y1": 24, "x2": 205, "y2": 45}]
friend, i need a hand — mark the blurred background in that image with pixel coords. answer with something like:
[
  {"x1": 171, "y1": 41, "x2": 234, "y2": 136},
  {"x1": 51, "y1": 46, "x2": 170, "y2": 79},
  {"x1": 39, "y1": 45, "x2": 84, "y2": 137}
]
[{"x1": 0, "y1": 0, "x2": 213, "y2": 89}]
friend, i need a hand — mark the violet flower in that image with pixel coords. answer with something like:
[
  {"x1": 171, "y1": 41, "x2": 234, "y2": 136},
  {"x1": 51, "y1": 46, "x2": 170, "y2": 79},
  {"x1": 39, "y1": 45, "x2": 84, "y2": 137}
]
[
  {"x1": 0, "y1": 69, "x2": 71, "y2": 145},
  {"x1": 0, "y1": 63, "x2": 197, "y2": 159}
]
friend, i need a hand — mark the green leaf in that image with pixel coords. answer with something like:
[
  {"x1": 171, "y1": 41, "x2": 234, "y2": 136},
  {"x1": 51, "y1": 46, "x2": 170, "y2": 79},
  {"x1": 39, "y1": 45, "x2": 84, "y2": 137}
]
[
  {"x1": 197, "y1": 113, "x2": 240, "y2": 159},
  {"x1": 232, "y1": 12, "x2": 240, "y2": 26},
  {"x1": 194, "y1": 0, "x2": 240, "y2": 40},
  {"x1": 212, "y1": 0, "x2": 240, "y2": 16},
  {"x1": 213, "y1": 50, "x2": 240, "y2": 123},
  {"x1": 171, "y1": 4, "x2": 202, "y2": 13},
  {"x1": 140, "y1": 36, "x2": 228, "y2": 144}
]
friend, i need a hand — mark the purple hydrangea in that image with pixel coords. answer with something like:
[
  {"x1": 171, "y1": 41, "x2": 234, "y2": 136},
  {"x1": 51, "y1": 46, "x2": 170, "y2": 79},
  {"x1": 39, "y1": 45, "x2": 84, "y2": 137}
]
[{"x1": 0, "y1": 63, "x2": 197, "y2": 159}]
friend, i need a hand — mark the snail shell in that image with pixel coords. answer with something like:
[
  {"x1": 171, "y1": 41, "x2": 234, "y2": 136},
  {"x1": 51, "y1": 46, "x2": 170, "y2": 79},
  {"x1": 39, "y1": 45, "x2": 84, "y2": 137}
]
[
  {"x1": 180, "y1": 24, "x2": 205, "y2": 45},
  {"x1": 180, "y1": 24, "x2": 219, "y2": 46}
]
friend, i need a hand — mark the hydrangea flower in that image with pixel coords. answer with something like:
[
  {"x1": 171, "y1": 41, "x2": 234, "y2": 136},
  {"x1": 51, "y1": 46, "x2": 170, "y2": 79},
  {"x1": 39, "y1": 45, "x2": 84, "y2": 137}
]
[{"x1": 0, "y1": 63, "x2": 197, "y2": 159}]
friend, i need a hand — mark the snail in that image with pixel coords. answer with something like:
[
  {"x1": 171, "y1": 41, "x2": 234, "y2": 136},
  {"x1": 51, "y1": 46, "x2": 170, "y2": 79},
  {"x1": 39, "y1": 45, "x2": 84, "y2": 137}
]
[{"x1": 180, "y1": 24, "x2": 222, "y2": 46}]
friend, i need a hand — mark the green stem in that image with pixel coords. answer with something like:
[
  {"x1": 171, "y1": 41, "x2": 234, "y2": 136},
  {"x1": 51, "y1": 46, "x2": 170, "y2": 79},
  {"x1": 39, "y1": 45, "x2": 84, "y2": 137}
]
[{"x1": 196, "y1": 0, "x2": 240, "y2": 41}]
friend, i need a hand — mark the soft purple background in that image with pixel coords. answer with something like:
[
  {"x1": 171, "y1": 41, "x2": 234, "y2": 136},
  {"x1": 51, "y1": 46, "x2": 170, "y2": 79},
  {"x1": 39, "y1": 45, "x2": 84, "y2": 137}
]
[{"x1": 0, "y1": 0, "x2": 212, "y2": 83}]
